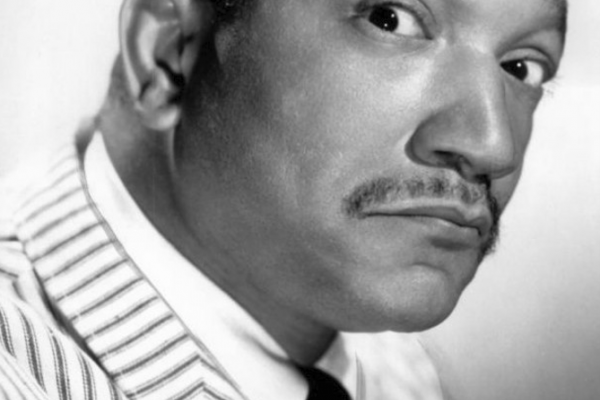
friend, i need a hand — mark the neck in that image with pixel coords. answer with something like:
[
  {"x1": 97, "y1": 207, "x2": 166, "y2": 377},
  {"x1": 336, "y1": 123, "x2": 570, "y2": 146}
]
[{"x1": 97, "y1": 104, "x2": 337, "y2": 366}]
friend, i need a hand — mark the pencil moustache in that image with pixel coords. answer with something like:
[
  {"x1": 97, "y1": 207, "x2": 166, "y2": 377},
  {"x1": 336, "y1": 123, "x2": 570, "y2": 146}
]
[{"x1": 344, "y1": 175, "x2": 492, "y2": 219}]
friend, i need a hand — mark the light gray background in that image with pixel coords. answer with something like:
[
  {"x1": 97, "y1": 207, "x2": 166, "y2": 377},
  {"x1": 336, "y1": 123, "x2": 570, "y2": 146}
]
[{"x1": 1, "y1": 1, "x2": 599, "y2": 399}]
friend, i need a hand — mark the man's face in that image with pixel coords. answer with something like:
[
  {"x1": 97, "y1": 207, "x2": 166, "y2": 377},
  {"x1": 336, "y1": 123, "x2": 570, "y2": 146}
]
[{"x1": 178, "y1": 0, "x2": 565, "y2": 332}]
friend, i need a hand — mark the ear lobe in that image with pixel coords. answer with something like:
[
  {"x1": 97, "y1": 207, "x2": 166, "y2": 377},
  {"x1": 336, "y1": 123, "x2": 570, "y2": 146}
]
[{"x1": 120, "y1": 0, "x2": 213, "y2": 131}]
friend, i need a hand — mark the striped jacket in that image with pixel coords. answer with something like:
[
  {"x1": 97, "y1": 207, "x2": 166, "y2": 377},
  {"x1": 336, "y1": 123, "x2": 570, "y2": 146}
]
[{"x1": 0, "y1": 138, "x2": 247, "y2": 400}]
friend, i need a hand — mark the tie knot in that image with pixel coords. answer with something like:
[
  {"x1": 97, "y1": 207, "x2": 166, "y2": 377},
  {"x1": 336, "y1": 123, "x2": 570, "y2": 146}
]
[{"x1": 298, "y1": 365, "x2": 351, "y2": 400}]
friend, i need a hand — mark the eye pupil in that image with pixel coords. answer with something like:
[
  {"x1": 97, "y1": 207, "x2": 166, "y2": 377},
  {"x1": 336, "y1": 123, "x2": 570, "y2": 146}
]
[
  {"x1": 369, "y1": 7, "x2": 399, "y2": 32},
  {"x1": 502, "y1": 60, "x2": 529, "y2": 81}
]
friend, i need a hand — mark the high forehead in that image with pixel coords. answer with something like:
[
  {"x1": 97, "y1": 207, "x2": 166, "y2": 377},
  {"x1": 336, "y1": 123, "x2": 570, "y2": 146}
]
[
  {"x1": 433, "y1": 0, "x2": 568, "y2": 45},
  {"x1": 450, "y1": 0, "x2": 567, "y2": 24}
]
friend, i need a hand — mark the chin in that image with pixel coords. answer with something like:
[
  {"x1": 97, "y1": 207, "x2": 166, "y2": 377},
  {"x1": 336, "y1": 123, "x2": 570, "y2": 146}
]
[
  {"x1": 387, "y1": 284, "x2": 462, "y2": 333},
  {"x1": 334, "y1": 261, "x2": 467, "y2": 333},
  {"x1": 387, "y1": 295, "x2": 459, "y2": 333}
]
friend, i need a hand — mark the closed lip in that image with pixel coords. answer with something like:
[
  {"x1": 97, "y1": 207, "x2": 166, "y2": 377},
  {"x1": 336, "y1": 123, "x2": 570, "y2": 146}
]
[{"x1": 363, "y1": 204, "x2": 492, "y2": 237}]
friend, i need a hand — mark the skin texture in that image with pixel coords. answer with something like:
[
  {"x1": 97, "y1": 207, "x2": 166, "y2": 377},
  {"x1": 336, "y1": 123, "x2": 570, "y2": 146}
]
[{"x1": 102, "y1": 0, "x2": 566, "y2": 364}]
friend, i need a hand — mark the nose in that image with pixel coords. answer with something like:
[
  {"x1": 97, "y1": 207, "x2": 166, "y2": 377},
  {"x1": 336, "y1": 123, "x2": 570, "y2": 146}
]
[{"x1": 408, "y1": 53, "x2": 518, "y2": 182}]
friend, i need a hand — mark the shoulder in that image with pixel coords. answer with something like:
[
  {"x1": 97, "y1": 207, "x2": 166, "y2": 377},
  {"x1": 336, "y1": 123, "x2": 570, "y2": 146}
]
[
  {"x1": 0, "y1": 148, "x2": 79, "y2": 331},
  {"x1": 0, "y1": 291, "x2": 127, "y2": 400},
  {"x1": 0, "y1": 218, "x2": 62, "y2": 336},
  {"x1": 0, "y1": 216, "x2": 33, "y2": 301}
]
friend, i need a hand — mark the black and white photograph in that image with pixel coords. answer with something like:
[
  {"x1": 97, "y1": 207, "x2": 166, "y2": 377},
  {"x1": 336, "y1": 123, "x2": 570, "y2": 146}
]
[{"x1": 1, "y1": 1, "x2": 598, "y2": 399}]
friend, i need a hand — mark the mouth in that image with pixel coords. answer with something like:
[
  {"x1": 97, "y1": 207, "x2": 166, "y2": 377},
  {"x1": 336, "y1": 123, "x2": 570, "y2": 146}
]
[{"x1": 362, "y1": 202, "x2": 493, "y2": 239}]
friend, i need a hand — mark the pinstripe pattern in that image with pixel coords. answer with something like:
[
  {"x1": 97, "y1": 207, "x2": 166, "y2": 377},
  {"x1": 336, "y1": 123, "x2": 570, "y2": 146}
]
[
  {"x1": 76, "y1": 352, "x2": 95, "y2": 400},
  {"x1": 17, "y1": 309, "x2": 44, "y2": 390},
  {"x1": 0, "y1": 239, "x2": 30, "y2": 305},
  {"x1": 0, "y1": 269, "x2": 18, "y2": 280},
  {"x1": 0, "y1": 308, "x2": 14, "y2": 357},
  {"x1": 0, "y1": 349, "x2": 49, "y2": 400},
  {"x1": 1, "y1": 142, "x2": 248, "y2": 399},
  {"x1": 0, "y1": 294, "x2": 127, "y2": 400},
  {"x1": 49, "y1": 333, "x2": 71, "y2": 400}
]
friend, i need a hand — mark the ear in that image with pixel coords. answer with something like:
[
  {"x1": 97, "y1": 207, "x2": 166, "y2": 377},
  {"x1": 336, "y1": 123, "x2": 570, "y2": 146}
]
[{"x1": 120, "y1": 0, "x2": 215, "y2": 131}]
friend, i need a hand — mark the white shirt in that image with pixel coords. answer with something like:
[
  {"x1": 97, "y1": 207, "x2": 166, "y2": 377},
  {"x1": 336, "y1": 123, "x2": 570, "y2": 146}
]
[{"x1": 85, "y1": 134, "x2": 444, "y2": 400}]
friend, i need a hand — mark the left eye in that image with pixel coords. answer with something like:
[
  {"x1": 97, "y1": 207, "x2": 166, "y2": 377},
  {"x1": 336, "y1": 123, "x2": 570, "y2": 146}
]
[
  {"x1": 367, "y1": 4, "x2": 426, "y2": 39},
  {"x1": 501, "y1": 59, "x2": 547, "y2": 88}
]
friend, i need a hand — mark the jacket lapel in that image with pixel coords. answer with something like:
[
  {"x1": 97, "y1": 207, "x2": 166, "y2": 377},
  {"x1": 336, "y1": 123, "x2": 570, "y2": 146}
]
[{"x1": 14, "y1": 143, "x2": 247, "y2": 400}]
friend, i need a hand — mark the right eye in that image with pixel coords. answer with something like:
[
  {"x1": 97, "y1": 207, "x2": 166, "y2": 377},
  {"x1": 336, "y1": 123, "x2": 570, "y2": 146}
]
[{"x1": 366, "y1": 4, "x2": 427, "y2": 40}]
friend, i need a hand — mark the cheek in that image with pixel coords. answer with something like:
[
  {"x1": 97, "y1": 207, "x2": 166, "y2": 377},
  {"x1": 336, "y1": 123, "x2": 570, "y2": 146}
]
[
  {"x1": 215, "y1": 7, "x2": 439, "y2": 211},
  {"x1": 233, "y1": 55, "x2": 400, "y2": 192}
]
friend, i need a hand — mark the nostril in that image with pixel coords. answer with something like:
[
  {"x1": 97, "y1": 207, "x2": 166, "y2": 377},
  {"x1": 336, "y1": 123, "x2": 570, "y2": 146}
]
[
  {"x1": 432, "y1": 151, "x2": 488, "y2": 182},
  {"x1": 432, "y1": 151, "x2": 465, "y2": 170}
]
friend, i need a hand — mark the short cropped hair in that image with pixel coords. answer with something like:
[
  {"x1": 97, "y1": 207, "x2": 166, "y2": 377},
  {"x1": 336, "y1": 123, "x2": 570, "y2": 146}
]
[{"x1": 211, "y1": 0, "x2": 254, "y2": 23}]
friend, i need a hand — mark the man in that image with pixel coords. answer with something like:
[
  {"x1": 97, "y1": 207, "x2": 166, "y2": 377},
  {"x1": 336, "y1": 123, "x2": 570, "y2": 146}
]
[{"x1": 0, "y1": 0, "x2": 567, "y2": 399}]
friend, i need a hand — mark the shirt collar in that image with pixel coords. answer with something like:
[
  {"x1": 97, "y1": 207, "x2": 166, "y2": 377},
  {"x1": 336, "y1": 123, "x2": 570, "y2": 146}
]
[
  {"x1": 84, "y1": 133, "x2": 356, "y2": 400},
  {"x1": 84, "y1": 132, "x2": 443, "y2": 400}
]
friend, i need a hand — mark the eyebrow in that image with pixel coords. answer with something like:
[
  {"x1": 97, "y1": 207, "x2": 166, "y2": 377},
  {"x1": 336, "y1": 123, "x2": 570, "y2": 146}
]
[{"x1": 547, "y1": 0, "x2": 568, "y2": 38}]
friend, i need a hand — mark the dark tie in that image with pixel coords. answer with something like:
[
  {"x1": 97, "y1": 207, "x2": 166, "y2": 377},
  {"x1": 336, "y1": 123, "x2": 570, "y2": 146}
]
[{"x1": 298, "y1": 365, "x2": 352, "y2": 400}]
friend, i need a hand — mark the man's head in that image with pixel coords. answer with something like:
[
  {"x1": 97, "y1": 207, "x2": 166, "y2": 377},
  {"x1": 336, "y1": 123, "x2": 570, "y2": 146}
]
[{"x1": 106, "y1": 0, "x2": 566, "y2": 337}]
